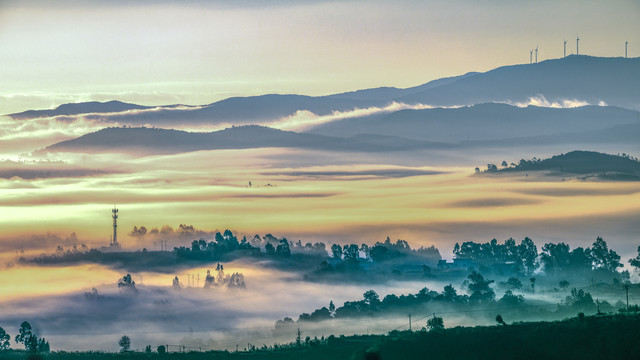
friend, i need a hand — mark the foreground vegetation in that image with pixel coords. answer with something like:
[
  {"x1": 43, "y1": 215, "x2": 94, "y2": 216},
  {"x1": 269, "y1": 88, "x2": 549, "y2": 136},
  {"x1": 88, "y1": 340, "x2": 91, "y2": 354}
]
[{"x1": 2, "y1": 313, "x2": 639, "y2": 360}]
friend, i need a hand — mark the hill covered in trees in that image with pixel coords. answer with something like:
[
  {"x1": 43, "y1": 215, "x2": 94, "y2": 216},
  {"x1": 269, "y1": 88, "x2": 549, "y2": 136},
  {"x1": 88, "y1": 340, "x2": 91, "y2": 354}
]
[{"x1": 480, "y1": 151, "x2": 640, "y2": 181}]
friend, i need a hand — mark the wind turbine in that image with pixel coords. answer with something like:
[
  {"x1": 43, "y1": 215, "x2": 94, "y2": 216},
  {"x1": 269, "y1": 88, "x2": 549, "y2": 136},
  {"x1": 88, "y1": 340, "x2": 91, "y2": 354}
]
[
  {"x1": 625, "y1": 40, "x2": 628, "y2": 58},
  {"x1": 563, "y1": 39, "x2": 567, "y2": 58},
  {"x1": 535, "y1": 45, "x2": 538, "y2": 63},
  {"x1": 530, "y1": 49, "x2": 533, "y2": 64},
  {"x1": 576, "y1": 35, "x2": 580, "y2": 55}
]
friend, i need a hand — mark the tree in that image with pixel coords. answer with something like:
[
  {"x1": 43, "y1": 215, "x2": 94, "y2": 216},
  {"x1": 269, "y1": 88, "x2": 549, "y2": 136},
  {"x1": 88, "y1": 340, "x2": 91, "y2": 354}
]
[
  {"x1": 331, "y1": 244, "x2": 343, "y2": 259},
  {"x1": 157, "y1": 345, "x2": 166, "y2": 354},
  {"x1": 15, "y1": 321, "x2": 33, "y2": 349},
  {"x1": 540, "y1": 242, "x2": 571, "y2": 273},
  {"x1": 145, "y1": 345, "x2": 152, "y2": 354},
  {"x1": 343, "y1": 244, "x2": 360, "y2": 262},
  {"x1": 518, "y1": 237, "x2": 538, "y2": 275},
  {"x1": 118, "y1": 274, "x2": 137, "y2": 293},
  {"x1": 588, "y1": 237, "x2": 622, "y2": 272},
  {"x1": 172, "y1": 276, "x2": 181, "y2": 289},
  {"x1": 36, "y1": 338, "x2": 49, "y2": 353},
  {"x1": 466, "y1": 271, "x2": 495, "y2": 302},
  {"x1": 265, "y1": 242, "x2": 275, "y2": 254},
  {"x1": 501, "y1": 161, "x2": 508, "y2": 168},
  {"x1": 275, "y1": 239, "x2": 291, "y2": 257},
  {"x1": 363, "y1": 290, "x2": 380, "y2": 307},
  {"x1": 426, "y1": 316, "x2": 444, "y2": 331},
  {"x1": 329, "y1": 301, "x2": 336, "y2": 317},
  {"x1": 629, "y1": 245, "x2": 640, "y2": 269},
  {"x1": 442, "y1": 284, "x2": 458, "y2": 302},
  {"x1": 499, "y1": 290, "x2": 524, "y2": 306},
  {"x1": 0, "y1": 326, "x2": 10, "y2": 350},
  {"x1": 496, "y1": 314, "x2": 506, "y2": 325},
  {"x1": 501, "y1": 277, "x2": 522, "y2": 290},
  {"x1": 119, "y1": 335, "x2": 131, "y2": 352}
]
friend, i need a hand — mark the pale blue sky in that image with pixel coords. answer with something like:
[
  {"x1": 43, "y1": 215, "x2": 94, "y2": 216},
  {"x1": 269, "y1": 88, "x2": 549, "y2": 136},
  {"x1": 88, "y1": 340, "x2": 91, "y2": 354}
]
[{"x1": 1, "y1": 0, "x2": 638, "y2": 113}]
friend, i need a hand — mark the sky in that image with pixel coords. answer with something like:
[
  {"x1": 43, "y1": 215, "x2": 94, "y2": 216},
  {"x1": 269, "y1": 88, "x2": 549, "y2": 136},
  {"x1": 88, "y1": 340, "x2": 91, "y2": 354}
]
[{"x1": 1, "y1": 0, "x2": 639, "y2": 113}]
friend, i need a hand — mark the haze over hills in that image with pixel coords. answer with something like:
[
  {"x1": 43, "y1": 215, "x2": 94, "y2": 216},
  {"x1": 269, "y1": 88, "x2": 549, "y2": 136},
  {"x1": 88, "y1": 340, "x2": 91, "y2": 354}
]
[
  {"x1": 307, "y1": 103, "x2": 640, "y2": 142},
  {"x1": 42, "y1": 125, "x2": 451, "y2": 155},
  {"x1": 8, "y1": 56, "x2": 640, "y2": 128}
]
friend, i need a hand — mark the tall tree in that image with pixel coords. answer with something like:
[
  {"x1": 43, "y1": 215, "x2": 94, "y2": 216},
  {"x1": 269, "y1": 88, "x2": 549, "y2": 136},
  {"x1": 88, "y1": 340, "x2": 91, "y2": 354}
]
[
  {"x1": 466, "y1": 271, "x2": 495, "y2": 302},
  {"x1": 331, "y1": 244, "x2": 343, "y2": 259},
  {"x1": 0, "y1": 326, "x2": 10, "y2": 350},
  {"x1": 119, "y1": 335, "x2": 131, "y2": 352},
  {"x1": 518, "y1": 237, "x2": 538, "y2": 275},
  {"x1": 588, "y1": 237, "x2": 622, "y2": 272},
  {"x1": 630, "y1": 245, "x2": 640, "y2": 270},
  {"x1": 15, "y1": 321, "x2": 33, "y2": 350},
  {"x1": 427, "y1": 316, "x2": 444, "y2": 331}
]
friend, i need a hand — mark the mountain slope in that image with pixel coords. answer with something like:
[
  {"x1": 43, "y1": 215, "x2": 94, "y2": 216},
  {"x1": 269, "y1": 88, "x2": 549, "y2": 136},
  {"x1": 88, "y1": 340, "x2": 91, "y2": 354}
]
[{"x1": 397, "y1": 55, "x2": 640, "y2": 110}]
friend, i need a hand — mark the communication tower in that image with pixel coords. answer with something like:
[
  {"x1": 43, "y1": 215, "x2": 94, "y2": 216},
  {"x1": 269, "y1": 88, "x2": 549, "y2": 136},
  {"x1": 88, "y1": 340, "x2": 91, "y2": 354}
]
[{"x1": 112, "y1": 206, "x2": 119, "y2": 247}]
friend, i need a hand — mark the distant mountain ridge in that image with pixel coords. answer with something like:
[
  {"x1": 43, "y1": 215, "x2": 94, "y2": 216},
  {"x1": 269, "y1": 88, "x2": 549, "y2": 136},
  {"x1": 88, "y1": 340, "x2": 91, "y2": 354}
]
[
  {"x1": 9, "y1": 56, "x2": 640, "y2": 125},
  {"x1": 9, "y1": 100, "x2": 153, "y2": 120}
]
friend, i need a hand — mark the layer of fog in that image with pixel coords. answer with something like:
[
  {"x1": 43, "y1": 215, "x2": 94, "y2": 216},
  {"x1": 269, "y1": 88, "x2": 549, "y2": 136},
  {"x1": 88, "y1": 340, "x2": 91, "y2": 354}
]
[{"x1": 0, "y1": 260, "x2": 458, "y2": 352}]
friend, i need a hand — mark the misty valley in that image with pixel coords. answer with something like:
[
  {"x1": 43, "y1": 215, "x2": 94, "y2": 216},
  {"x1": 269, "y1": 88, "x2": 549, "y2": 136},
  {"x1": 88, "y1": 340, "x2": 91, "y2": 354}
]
[{"x1": 1, "y1": 54, "x2": 640, "y2": 359}]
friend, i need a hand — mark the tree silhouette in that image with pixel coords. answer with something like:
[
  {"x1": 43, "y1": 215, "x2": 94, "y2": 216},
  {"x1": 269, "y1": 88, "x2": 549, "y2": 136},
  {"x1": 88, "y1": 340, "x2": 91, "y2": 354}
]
[
  {"x1": 157, "y1": 345, "x2": 166, "y2": 354},
  {"x1": 630, "y1": 245, "x2": 640, "y2": 269},
  {"x1": 15, "y1": 321, "x2": 33, "y2": 350},
  {"x1": 427, "y1": 316, "x2": 444, "y2": 331},
  {"x1": 0, "y1": 326, "x2": 10, "y2": 350},
  {"x1": 466, "y1": 271, "x2": 495, "y2": 302},
  {"x1": 117, "y1": 274, "x2": 137, "y2": 293},
  {"x1": 518, "y1": 237, "x2": 538, "y2": 275},
  {"x1": 496, "y1": 314, "x2": 506, "y2": 325},
  {"x1": 265, "y1": 242, "x2": 275, "y2": 254},
  {"x1": 119, "y1": 335, "x2": 131, "y2": 352},
  {"x1": 588, "y1": 237, "x2": 622, "y2": 272},
  {"x1": 331, "y1": 244, "x2": 343, "y2": 259}
]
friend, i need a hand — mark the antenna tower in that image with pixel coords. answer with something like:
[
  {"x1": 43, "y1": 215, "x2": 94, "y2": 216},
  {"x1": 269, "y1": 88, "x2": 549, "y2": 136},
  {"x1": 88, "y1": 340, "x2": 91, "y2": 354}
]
[{"x1": 112, "y1": 206, "x2": 119, "y2": 246}]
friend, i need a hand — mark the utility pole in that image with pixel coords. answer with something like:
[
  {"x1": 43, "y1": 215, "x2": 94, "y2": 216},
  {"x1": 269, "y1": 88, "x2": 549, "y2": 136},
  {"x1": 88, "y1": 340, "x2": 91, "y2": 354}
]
[{"x1": 624, "y1": 284, "x2": 630, "y2": 311}]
